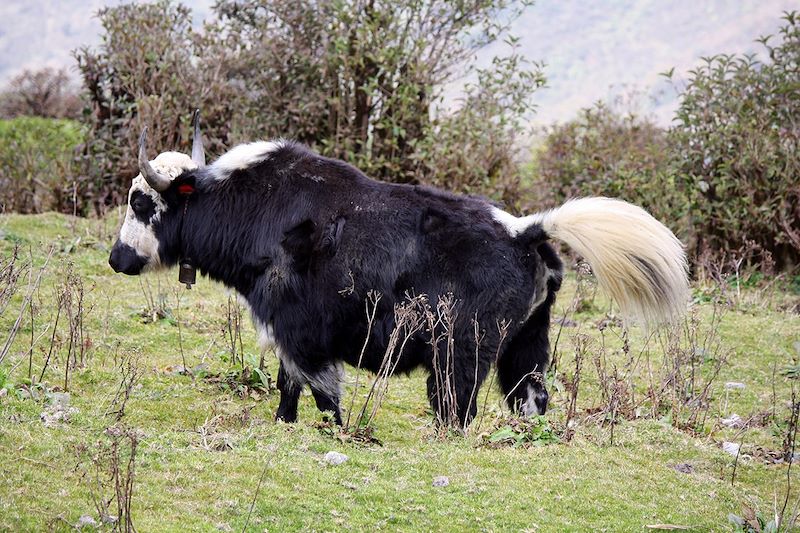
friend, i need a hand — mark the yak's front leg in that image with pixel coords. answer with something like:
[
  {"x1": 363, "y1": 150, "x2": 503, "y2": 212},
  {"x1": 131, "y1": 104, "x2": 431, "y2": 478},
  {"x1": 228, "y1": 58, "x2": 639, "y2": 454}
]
[
  {"x1": 275, "y1": 362, "x2": 303, "y2": 423},
  {"x1": 309, "y1": 363, "x2": 343, "y2": 425},
  {"x1": 427, "y1": 345, "x2": 491, "y2": 428}
]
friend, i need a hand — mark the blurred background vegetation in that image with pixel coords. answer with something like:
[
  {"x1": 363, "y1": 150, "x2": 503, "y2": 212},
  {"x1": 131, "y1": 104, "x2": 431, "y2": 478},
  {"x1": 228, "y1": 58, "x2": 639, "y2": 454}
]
[{"x1": 0, "y1": 1, "x2": 797, "y2": 272}]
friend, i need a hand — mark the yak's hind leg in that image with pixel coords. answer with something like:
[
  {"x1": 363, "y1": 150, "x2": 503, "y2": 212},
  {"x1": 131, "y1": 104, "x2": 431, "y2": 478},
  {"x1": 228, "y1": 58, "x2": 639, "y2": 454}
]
[{"x1": 498, "y1": 281, "x2": 558, "y2": 416}]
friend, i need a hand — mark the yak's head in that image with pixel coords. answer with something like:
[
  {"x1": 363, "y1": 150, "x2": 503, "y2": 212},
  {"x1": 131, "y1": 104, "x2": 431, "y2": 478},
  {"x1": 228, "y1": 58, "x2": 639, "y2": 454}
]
[{"x1": 108, "y1": 111, "x2": 205, "y2": 275}]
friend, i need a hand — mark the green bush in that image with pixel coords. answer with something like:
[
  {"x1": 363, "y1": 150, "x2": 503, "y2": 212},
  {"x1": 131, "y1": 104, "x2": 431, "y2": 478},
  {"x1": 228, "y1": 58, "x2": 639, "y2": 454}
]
[
  {"x1": 534, "y1": 12, "x2": 800, "y2": 271},
  {"x1": 0, "y1": 117, "x2": 85, "y2": 214},
  {"x1": 532, "y1": 104, "x2": 688, "y2": 238},
  {"x1": 73, "y1": 0, "x2": 541, "y2": 213},
  {"x1": 671, "y1": 11, "x2": 800, "y2": 268}
]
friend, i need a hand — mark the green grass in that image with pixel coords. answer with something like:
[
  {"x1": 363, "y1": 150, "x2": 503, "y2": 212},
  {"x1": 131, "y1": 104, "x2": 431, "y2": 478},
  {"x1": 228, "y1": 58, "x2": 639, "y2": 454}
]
[{"x1": 1, "y1": 212, "x2": 799, "y2": 531}]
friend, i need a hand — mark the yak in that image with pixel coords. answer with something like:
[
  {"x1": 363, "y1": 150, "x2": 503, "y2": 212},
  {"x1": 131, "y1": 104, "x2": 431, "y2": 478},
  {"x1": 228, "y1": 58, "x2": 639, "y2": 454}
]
[{"x1": 109, "y1": 112, "x2": 688, "y2": 427}]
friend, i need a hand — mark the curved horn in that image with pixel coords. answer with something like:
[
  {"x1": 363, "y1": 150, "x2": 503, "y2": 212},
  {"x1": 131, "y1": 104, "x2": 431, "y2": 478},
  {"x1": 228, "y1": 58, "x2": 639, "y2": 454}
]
[
  {"x1": 191, "y1": 109, "x2": 205, "y2": 166},
  {"x1": 137, "y1": 128, "x2": 171, "y2": 192}
]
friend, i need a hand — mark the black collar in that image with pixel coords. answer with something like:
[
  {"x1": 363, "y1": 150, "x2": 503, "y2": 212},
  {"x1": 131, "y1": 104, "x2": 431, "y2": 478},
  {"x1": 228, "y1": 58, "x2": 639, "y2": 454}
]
[{"x1": 176, "y1": 189, "x2": 196, "y2": 289}]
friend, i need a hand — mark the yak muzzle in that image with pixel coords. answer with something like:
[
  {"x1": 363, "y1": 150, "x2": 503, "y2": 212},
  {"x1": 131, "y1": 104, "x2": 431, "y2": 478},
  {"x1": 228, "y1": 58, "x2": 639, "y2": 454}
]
[{"x1": 108, "y1": 241, "x2": 148, "y2": 275}]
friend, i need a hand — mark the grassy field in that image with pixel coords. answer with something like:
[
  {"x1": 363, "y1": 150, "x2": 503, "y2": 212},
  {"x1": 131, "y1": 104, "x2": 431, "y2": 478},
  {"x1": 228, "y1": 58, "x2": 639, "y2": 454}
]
[{"x1": 1, "y1": 212, "x2": 799, "y2": 532}]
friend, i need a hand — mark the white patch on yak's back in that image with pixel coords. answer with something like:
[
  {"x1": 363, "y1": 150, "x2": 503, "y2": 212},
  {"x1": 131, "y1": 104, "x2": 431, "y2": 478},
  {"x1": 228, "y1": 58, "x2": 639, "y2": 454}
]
[
  {"x1": 210, "y1": 140, "x2": 284, "y2": 180},
  {"x1": 490, "y1": 206, "x2": 540, "y2": 237}
]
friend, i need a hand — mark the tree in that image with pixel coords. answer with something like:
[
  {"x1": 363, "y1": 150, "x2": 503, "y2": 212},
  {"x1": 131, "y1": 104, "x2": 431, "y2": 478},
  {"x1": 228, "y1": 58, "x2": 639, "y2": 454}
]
[
  {"x1": 671, "y1": 11, "x2": 800, "y2": 267},
  {"x1": 0, "y1": 68, "x2": 81, "y2": 119},
  {"x1": 73, "y1": 0, "x2": 543, "y2": 212}
]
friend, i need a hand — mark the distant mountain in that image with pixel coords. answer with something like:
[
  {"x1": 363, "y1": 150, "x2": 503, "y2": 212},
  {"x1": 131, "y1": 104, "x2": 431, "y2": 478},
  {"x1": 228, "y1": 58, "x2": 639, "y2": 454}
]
[
  {"x1": 502, "y1": 0, "x2": 797, "y2": 126},
  {"x1": 0, "y1": 0, "x2": 794, "y2": 126},
  {"x1": 0, "y1": 0, "x2": 213, "y2": 84}
]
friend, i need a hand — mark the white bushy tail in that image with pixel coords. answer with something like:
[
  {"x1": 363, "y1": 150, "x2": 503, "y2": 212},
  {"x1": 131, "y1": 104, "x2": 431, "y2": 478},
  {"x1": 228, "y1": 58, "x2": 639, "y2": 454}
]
[{"x1": 516, "y1": 197, "x2": 689, "y2": 325}]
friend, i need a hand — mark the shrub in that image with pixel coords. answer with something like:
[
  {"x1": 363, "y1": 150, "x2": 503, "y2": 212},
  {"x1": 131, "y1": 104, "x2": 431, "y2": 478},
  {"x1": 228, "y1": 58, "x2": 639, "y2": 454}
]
[
  {"x1": 671, "y1": 11, "x2": 800, "y2": 268},
  {"x1": 72, "y1": 0, "x2": 541, "y2": 213},
  {"x1": 534, "y1": 11, "x2": 800, "y2": 271},
  {"x1": 74, "y1": 0, "x2": 236, "y2": 211},
  {"x1": 415, "y1": 46, "x2": 544, "y2": 208},
  {"x1": 0, "y1": 68, "x2": 82, "y2": 120},
  {"x1": 532, "y1": 103, "x2": 687, "y2": 237},
  {"x1": 0, "y1": 117, "x2": 85, "y2": 214}
]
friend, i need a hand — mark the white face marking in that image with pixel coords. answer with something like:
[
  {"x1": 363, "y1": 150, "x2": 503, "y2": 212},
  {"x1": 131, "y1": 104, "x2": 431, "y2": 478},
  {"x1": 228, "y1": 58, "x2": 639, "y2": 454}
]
[
  {"x1": 521, "y1": 384, "x2": 539, "y2": 417},
  {"x1": 118, "y1": 176, "x2": 165, "y2": 270},
  {"x1": 210, "y1": 140, "x2": 284, "y2": 180},
  {"x1": 116, "y1": 152, "x2": 196, "y2": 270}
]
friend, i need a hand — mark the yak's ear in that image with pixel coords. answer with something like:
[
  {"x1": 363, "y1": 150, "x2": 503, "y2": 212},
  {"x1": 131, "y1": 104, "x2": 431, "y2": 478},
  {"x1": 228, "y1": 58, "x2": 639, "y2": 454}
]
[{"x1": 281, "y1": 219, "x2": 316, "y2": 272}]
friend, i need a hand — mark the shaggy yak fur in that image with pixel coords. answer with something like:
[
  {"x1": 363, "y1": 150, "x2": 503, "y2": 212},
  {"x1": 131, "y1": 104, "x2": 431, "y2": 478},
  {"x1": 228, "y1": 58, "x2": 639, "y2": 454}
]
[{"x1": 110, "y1": 115, "x2": 688, "y2": 427}]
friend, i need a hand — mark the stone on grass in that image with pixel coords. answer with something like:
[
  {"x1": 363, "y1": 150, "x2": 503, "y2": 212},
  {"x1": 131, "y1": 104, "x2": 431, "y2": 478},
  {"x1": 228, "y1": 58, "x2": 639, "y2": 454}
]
[
  {"x1": 672, "y1": 463, "x2": 694, "y2": 474},
  {"x1": 432, "y1": 476, "x2": 450, "y2": 487},
  {"x1": 324, "y1": 451, "x2": 348, "y2": 465},
  {"x1": 724, "y1": 382, "x2": 745, "y2": 390},
  {"x1": 40, "y1": 393, "x2": 78, "y2": 427},
  {"x1": 76, "y1": 515, "x2": 98, "y2": 529},
  {"x1": 720, "y1": 413, "x2": 744, "y2": 428},
  {"x1": 722, "y1": 441, "x2": 740, "y2": 456}
]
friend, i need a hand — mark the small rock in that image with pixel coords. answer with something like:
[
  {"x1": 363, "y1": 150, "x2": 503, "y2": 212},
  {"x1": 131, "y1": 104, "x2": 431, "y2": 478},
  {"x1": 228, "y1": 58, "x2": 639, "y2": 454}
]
[
  {"x1": 0, "y1": 388, "x2": 7, "y2": 398},
  {"x1": 724, "y1": 382, "x2": 745, "y2": 390},
  {"x1": 48, "y1": 392, "x2": 71, "y2": 409},
  {"x1": 76, "y1": 515, "x2": 98, "y2": 529},
  {"x1": 40, "y1": 401, "x2": 78, "y2": 427},
  {"x1": 720, "y1": 413, "x2": 744, "y2": 428},
  {"x1": 324, "y1": 451, "x2": 348, "y2": 465},
  {"x1": 101, "y1": 514, "x2": 117, "y2": 525},
  {"x1": 215, "y1": 523, "x2": 232, "y2": 532},
  {"x1": 340, "y1": 480, "x2": 359, "y2": 490},
  {"x1": 432, "y1": 476, "x2": 450, "y2": 487},
  {"x1": 168, "y1": 365, "x2": 187, "y2": 376},
  {"x1": 722, "y1": 441, "x2": 740, "y2": 456},
  {"x1": 672, "y1": 463, "x2": 694, "y2": 474}
]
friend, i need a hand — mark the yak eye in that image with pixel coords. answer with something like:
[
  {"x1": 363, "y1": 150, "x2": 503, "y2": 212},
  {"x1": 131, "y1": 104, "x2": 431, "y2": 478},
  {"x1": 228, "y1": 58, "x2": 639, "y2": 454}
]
[{"x1": 129, "y1": 192, "x2": 156, "y2": 222}]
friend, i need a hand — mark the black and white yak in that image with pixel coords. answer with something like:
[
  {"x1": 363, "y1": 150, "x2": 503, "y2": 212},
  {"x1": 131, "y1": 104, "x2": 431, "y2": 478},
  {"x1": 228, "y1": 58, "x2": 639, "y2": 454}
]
[{"x1": 109, "y1": 113, "x2": 688, "y2": 427}]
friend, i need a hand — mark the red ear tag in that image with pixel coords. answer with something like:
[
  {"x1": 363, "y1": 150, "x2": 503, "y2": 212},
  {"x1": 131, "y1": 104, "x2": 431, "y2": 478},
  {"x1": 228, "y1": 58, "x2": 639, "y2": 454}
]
[{"x1": 178, "y1": 184, "x2": 195, "y2": 195}]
